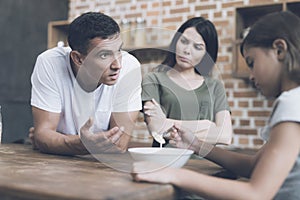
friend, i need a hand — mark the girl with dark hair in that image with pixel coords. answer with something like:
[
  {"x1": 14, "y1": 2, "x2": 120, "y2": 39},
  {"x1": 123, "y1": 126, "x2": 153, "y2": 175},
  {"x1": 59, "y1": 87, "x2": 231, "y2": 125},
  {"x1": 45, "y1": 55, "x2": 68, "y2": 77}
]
[{"x1": 142, "y1": 17, "x2": 232, "y2": 147}]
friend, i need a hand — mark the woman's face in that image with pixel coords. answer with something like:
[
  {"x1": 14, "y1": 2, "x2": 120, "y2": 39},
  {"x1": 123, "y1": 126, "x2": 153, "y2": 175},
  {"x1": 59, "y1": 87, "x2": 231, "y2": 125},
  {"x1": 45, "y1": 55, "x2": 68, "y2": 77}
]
[{"x1": 175, "y1": 27, "x2": 206, "y2": 70}]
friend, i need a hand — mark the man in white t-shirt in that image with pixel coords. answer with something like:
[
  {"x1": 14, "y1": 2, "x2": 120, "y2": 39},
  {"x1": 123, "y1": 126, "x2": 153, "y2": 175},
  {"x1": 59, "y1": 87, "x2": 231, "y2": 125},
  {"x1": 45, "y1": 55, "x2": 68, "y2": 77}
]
[{"x1": 30, "y1": 12, "x2": 142, "y2": 155}]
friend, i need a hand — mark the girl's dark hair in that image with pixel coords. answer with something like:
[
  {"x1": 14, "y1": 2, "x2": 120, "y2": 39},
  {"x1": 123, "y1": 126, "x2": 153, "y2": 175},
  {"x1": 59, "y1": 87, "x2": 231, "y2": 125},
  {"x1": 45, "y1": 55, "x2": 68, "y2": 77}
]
[
  {"x1": 68, "y1": 12, "x2": 120, "y2": 55},
  {"x1": 240, "y1": 11, "x2": 300, "y2": 83},
  {"x1": 157, "y1": 17, "x2": 218, "y2": 76}
]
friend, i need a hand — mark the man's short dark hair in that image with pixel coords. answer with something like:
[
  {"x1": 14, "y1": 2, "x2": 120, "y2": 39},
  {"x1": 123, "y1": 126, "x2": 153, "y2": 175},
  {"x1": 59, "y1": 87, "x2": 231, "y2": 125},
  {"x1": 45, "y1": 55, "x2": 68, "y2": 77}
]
[{"x1": 68, "y1": 12, "x2": 120, "y2": 54}]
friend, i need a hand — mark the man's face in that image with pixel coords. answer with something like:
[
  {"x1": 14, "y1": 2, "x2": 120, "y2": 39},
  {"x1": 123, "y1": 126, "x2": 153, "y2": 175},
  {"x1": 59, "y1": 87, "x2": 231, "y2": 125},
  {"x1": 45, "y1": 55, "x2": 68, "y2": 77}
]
[{"x1": 77, "y1": 34, "x2": 123, "y2": 91}]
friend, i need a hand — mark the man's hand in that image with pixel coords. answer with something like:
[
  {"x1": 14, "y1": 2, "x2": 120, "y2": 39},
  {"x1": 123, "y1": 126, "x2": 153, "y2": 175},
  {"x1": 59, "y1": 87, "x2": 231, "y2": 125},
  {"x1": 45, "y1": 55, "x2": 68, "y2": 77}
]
[
  {"x1": 28, "y1": 127, "x2": 39, "y2": 150},
  {"x1": 80, "y1": 117, "x2": 125, "y2": 154},
  {"x1": 144, "y1": 99, "x2": 173, "y2": 136}
]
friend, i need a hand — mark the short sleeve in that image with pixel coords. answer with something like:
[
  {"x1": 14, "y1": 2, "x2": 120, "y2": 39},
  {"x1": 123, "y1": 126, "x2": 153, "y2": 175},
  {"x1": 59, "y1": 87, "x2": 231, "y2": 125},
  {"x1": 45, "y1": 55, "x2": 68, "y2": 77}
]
[
  {"x1": 260, "y1": 87, "x2": 300, "y2": 141},
  {"x1": 141, "y1": 72, "x2": 161, "y2": 104},
  {"x1": 112, "y1": 52, "x2": 142, "y2": 112},
  {"x1": 31, "y1": 55, "x2": 61, "y2": 113},
  {"x1": 269, "y1": 89, "x2": 300, "y2": 127},
  {"x1": 212, "y1": 79, "x2": 230, "y2": 114}
]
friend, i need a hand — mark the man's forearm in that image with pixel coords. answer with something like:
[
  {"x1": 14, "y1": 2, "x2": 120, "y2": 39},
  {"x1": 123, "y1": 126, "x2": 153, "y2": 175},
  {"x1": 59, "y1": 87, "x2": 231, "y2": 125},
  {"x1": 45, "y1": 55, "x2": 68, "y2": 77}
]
[{"x1": 35, "y1": 130, "x2": 88, "y2": 155}]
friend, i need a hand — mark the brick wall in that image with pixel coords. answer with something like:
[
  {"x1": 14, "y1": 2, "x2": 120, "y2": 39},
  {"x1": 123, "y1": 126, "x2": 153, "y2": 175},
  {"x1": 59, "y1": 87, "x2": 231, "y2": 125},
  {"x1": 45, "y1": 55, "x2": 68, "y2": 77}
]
[{"x1": 67, "y1": 0, "x2": 289, "y2": 149}]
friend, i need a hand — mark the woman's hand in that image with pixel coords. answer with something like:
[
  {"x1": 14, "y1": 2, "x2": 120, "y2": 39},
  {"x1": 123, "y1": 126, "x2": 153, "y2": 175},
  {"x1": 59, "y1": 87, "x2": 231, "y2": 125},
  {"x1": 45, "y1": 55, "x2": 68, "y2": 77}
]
[{"x1": 143, "y1": 99, "x2": 173, "y2": 135}]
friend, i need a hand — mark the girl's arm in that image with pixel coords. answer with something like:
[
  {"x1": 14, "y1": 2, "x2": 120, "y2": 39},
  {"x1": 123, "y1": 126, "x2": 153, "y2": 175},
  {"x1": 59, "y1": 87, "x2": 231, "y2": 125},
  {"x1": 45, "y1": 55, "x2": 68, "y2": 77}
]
[
  {"x1": 133, "y1": 122, "x2": 300, "y2": 200},
  {"x1": 170, "y1": 110, "x2": 232, "y2": 145}
]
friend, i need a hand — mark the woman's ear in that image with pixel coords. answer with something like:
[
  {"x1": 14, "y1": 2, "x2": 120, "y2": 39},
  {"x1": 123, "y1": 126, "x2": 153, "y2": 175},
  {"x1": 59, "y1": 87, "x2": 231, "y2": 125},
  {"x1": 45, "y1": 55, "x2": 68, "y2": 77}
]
[
  {"x1": 70, "y1": 50, "x2": 84, "y2": 66},
  {"x1": 273, "y1": 39, "x2": 287, "y2": 61}
]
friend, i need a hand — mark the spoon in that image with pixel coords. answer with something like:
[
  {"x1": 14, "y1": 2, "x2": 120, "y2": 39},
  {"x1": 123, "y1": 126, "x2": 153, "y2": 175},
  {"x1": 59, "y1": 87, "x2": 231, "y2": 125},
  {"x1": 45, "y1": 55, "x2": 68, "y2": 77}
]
[{"x1": 152, "y1": 132, "x2": 166, "y2": 144}]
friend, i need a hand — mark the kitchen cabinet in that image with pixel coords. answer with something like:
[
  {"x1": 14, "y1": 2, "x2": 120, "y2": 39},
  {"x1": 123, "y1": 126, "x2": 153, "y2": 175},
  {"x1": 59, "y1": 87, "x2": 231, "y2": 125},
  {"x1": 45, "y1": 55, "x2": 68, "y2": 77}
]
[
  {"x1": 233, "y1": 1, "x2": 300, "y2": 79},
  {"x1": 47, "y1": 20, "x2": 70, "y2": 49}
]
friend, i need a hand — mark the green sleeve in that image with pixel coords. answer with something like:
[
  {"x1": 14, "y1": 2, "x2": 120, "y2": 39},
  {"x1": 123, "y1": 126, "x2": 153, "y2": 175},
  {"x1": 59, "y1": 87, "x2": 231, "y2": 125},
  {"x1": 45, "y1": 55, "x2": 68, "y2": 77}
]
[
  {"x1": 213, "y1": 79, "x2": 230, "y2": 115},
  {"x1": 141, "y1": 72, "x2": 161, "y2": 104}
]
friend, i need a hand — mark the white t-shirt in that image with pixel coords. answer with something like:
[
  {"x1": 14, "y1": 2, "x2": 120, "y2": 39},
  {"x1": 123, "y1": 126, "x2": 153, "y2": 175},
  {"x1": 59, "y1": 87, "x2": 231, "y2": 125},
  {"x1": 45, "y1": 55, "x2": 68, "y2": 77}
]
[
  {"x1": 31, "y1": 47, "x2": 142, "y2": 135},
  {"x1": 259, "y1": 86, "x2": 300, "y2": 199}
]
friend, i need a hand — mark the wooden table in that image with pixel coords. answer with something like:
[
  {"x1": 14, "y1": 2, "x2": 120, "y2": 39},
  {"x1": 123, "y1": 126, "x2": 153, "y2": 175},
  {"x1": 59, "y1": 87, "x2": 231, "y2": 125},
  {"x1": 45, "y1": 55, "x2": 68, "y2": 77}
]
[{"x1": 0, "y1": 144, "x2": 225, "y2": 200}]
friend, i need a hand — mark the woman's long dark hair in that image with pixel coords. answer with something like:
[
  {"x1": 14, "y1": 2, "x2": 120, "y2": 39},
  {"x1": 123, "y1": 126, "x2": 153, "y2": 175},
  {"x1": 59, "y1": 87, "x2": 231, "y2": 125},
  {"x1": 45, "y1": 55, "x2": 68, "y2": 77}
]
[{"x1": 157, "y1": 17, "x2": 218, "y2": 76}]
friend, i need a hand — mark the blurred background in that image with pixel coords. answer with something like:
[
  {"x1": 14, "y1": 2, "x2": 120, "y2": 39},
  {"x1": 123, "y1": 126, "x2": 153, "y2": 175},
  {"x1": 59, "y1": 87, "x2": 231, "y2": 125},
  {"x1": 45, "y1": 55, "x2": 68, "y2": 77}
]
[{"x1": 0, "y1": 0, "x2": 68, "y2": 143}]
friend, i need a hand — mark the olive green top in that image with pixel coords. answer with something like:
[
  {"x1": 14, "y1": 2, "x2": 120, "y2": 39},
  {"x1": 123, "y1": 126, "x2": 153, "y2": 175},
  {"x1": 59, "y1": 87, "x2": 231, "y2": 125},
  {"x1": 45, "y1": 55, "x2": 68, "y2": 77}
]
[{"x1": 142, "y1": 71, "x2": 230, "y2": 122}]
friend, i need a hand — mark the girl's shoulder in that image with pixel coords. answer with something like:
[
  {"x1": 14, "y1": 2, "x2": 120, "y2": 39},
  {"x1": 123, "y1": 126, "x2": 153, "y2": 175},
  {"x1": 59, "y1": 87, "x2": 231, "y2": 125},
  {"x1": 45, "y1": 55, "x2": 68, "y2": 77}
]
[
  {"x1": 277, "y1": 86, "x2": 300, "y2": 106},
  {"x1": 270, "y1": 86, "x2": 300, "y2": 127}
]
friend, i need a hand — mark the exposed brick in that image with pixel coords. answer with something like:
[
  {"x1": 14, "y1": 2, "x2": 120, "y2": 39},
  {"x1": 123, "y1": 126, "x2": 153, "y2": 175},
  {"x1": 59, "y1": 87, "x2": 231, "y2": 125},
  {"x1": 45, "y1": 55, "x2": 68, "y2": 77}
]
[
  {"x1": 75, "y1": 5, "x2": 89, "y2": 9},
  {"x1": 201, "y1": 13, "x2": 209, "y2": 19},
  {"x1": 238, "y1": 101, "x2": 249, "y2": 107},
  {"x1": 162, "y1": 1, "x2": 171, "y2": 6},
  {"x1": 195, "y1": 4, "x2": 217, "y2": 11},
  {"x1": 214, "y1": 11, "x2": 222, "y2": 18},
  {"x1": 221, "y1": 73, "x2": 234, "y2": 80},
  {"x1": 222, "y1": 1, "x2": 244, "y2": 9},
  {"x1": 228, "y1": 100, "x2": 234, "y2": 107},
  {"x1": 223, "y1": 64, "x2": 233, "y2": 72},
  {"x1": 225, "y1": 82, "x2": 234, "y2": 89},
  {"x1": 220, "y1": 38, "x2": 233, "y2": 45},
  {"x1": 233, "y1": 91, "x2": 257, "y2": 98},
  {"x1": 170, "y1": 7, "x2": 190, "y2": 14},
  {"x1": 125, "y1": 13, "x2": 142, "y2": 19},
  {"x1": 227, "y1": 10, "x2": 234, "y2": 17},
  {"x1": 151, "y1": 19, "x2": 158, "y2": 25},
  {"x1": 231, "y1": 110, "x2": 243, "y2": 117},
  {"x1": 234, "y1": 128, "x2": 257, "y2": 135},
  {"x1": 248, "y1": 111, "x2": 271, "y2": 117},
  {"x1": 249, "y1": 0, "x2": 277, "y2": 5},
  {"x1": 176, "y1": 0, "x2": 183, "y2": 5},
  {"x1": 163, "y1": 16, "x2": 183, "y2": 23},
  {"x1": 152, "y1": 2, "x2": 160, "y2": 8},
  {"x1": 240, "y1": 119, "x2": 250, "y2": 126},
  {"x1": 141, "y1": 3, "x2": 147, "y2": 9},
  {"x1": 116, "y1": 0, "x2": 131, "y2": 3},
  {"x1": 147, "y1": 11, "x2": 160, "y2": 17},
  {"x1": 239, "y1": 137, "x2": 249, "y2": 145},
  {"x1": 214, "y1": 20, "x2": 229, "y2": 27},
  {"x1": 253, "y1": 100, "x2": 264, "y2": 107},
  {"x1": 217, "y1": 55, "x2": 229, "y2": 62},
  {"x1": 165, "y1": 25, "x2": 177, "y2": 30},
  {"x1": 253, "y1": 138, "x2": 264, "y2": 145},
  {"x1": 255, "y1": 120, "x2": 266, "y2": 127}
]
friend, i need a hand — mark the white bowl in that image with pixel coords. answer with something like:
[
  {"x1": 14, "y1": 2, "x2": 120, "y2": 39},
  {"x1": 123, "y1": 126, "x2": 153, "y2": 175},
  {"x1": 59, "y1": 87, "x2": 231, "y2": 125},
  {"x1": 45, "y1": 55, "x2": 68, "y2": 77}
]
[{"x1": 128, "y1": 147, "x2": 193, "y2": 168}]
